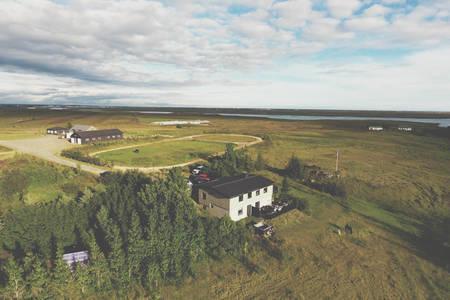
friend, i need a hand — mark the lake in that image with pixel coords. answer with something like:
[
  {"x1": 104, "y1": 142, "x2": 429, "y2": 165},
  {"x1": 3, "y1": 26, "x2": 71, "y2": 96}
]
[{"x1": 214, "y1": 114, "x2": 450, "y2": 128}]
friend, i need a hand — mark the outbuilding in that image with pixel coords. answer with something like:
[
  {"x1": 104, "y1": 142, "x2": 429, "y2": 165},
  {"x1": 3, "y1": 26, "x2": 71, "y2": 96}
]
[
  {"x1": 47, "y1": 127, "x2": 69, "y2": 135},
  {"x1": 65, "y1": 124, "x2": 97, "y2": 139},
  {"x1": 62, "y1": 250, "x2": 89, "y2": 267},
  {"x1": 198, "y1": 174, "x2": 273, "y2": 221},
  {"x1": 70, "y1": 128, "x2": 123, "y2": 144}
]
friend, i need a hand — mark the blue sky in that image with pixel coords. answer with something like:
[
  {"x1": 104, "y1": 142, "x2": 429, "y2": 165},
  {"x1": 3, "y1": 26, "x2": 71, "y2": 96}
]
[{"x1": 0, "y1": 0, "x2": 449, "y2": 110}]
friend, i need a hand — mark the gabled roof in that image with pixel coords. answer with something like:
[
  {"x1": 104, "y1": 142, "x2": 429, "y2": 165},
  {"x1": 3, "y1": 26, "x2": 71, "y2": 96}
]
[
  {"x1": 63, "y1": 251, "x2": 89, "y2": 264},
  {"x1": 71, "y1": 124, "x2": 96, "y2": 132},
  {"x1": 198, "y1": 174, "x2": 273, "y2": 198},
  {"x1": 71, "y1": 129, "x2": 123, "y2": 139}
]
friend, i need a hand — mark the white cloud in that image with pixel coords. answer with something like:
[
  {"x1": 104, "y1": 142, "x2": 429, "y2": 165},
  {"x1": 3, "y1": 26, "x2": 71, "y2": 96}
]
[
  {"x1": 326, "y1": 0, "x2": 362, "y2": 18},
  {"x1": 0, "y1": 0, "x2": 449, "y2": 110},
  {"x1": 272, "y1": 0, "x2": 313, "y2": 29}
]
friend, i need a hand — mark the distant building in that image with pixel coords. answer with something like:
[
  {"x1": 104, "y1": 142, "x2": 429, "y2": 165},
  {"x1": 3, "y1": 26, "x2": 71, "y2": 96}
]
[
  {"x1": 152, "y1": 120, "x2": 210, "y2": 126},
  {"x1": 398, "y1": 127, "x2": 412, "y2": 132},
  {"x1": 62, "y1": 251, "x2": 89, "y2": 267},
  {"x1": 65, "y1": 124, "x2": 97, "y2": 139},
  {"x1": 70, "y1": 129, "x2": 123, "y2": 144},
  {"x1": 369, "y1": 126, "x2": 383, "y2": 131},
  {"x1": 47, "y1": 127, "x2": 69, "y2": 135},
  {"x1": 198, "y1": 174, "x2": 273, "y2": 221}
]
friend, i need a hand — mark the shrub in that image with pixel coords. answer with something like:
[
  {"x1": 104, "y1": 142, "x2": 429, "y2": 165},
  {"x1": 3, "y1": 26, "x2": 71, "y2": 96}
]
[{"x1": 61, "y1": 150, "x2": 112, "y2": 167}]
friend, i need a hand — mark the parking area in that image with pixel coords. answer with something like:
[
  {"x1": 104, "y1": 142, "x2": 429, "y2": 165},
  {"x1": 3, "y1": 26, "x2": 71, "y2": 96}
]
[{"x1": 0, "y1": 136, "x2": 105, "y2": 174}]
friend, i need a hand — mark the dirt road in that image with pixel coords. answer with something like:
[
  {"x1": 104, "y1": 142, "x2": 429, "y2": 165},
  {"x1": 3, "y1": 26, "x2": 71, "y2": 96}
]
[
  {"x1": 108, "y1": 134, "x2": 263, "y2": 173},
  {"x1": 0, "y1": 136, "x2": 105, "y2": 174},
  {"x1": 0, "y1": 134, "x2": 263, "y2": 174}
]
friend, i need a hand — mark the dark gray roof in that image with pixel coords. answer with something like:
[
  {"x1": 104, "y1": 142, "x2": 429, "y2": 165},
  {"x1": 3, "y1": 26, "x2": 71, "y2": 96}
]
[
  {"x1": 71, "y1": 129, "x2": 123, "y2": 139},
  {"x1": 198, "y1": 174, "x2": 273, "y2": 198}
]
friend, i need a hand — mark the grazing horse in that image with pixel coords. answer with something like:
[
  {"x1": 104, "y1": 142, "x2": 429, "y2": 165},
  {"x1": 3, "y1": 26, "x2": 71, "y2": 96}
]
[{"x1": 345, "y1": 224, "x2": 353, "y2": 234}]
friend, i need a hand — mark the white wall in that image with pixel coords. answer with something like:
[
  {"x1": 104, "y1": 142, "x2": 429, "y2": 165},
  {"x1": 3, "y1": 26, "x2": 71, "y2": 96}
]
[
  {"x1": 199, "y1": 185, "x2": 273, "y2": 221},
  {"x1": 229, "y1": 185, "x2": 273, "y2": 221}
]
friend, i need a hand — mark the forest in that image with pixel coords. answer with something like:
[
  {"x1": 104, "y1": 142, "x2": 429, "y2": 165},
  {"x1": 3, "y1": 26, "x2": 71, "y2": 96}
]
[{"x1": 0, "y1": 169, "x2": 249, "y2": 298}]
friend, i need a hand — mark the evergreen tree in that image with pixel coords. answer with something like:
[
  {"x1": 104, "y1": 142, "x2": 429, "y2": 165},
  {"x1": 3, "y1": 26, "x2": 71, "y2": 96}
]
[
  {"x1": 88, "y1": 235, "x2": 112, "y2": 291},
  {"x1": 279, "y1": 177, "x2": 290, "y2": 201},
  {"x1": 255, "y1": 153, "x2": 265, "y2": 171},
  {"x1": 286, "y1": 155, "x2": 303, "y2": 179},
  {"x1": 4, "y1": 259, "x2": 25, "y2": 299},
  {"x1": 51, "y1": 244, "x2": 72, "y2": 295},
  {"x1": 127, "y1": 212, "x2": 145, "y2": 281},
  {"x1": 27, "y1": 255, "x2": 49, "y2": 299}
]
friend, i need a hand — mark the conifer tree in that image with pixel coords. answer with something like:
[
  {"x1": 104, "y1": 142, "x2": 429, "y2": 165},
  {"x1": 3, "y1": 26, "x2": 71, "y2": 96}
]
[
  {"x1": 4, "y1": 259, "x2": 25, "y2": 299},
  {"x1": 255, "y1": 152, "x2": 265, "y2": 171}
]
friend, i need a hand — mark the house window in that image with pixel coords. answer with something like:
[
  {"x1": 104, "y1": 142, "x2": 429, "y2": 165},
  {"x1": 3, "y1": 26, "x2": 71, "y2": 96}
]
[
  {"x1": 202, "y1": 192, "x2": 207, "y2": 200},
  {"x1": 256, "y1": 190, "x2": 260, "y2": 196},
  {"x1": 239, "y1": 195, "x2": 244, "y2": 202},
  {"x1": 264, "y1": 187, "x2": 268, "y2": 193},
  {"x1": 247, "y1": 192, "x2": 252, "y2": 199},
  {"x1": 238, "y1": 209, "x2": 243, "y2": 216}
]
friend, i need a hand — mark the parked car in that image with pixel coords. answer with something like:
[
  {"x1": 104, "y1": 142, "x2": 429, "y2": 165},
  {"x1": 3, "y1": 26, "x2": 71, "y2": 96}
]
[
  {"x1": 259, "y1": 205, "x2": 278, "y2": 218},
  {"x1": 253, "y1": 221, "x2": 274, "y2": 237}
]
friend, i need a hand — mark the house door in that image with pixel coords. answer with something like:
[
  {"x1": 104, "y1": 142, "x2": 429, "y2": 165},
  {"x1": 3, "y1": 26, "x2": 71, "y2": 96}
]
[{"x1": 247, "y1": 204, "x2": 252, "y2": 217}]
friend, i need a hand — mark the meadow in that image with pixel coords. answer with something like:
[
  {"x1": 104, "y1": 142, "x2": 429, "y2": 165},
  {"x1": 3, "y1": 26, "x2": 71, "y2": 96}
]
[
  {"x1": 97, "y1": 140, "x2": 226, "y2": 167},
  {"x1": 0, "y1": 106, "x2": 449, "y2": 298}
]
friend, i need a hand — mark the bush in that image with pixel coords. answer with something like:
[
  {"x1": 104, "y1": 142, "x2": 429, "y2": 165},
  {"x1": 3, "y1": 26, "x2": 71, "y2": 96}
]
[{"x1": 61, "y1": 150, "x2": 112, "y2": 167}]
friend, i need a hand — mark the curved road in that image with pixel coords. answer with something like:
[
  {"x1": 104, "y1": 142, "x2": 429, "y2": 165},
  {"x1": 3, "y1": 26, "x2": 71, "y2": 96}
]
[
  {"x1": 0, "y1": 136, "x2": 106, "y2": 174},
  {"x1": 97, "y1": 134, "x2": 263, "y2": 173},
  {"x1": 0, "y1": 134, "x2": 263, "y2": 174}
]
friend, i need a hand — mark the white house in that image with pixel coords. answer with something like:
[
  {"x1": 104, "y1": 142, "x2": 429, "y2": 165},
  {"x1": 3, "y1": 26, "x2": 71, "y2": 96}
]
[
  {"x1": 369, "y1": 126, "x2": 383, "y2": 131},
  {"x1": 198, "y1": 174, "x2": 273, "y2": 221},
  {"x1": 398, "y1": 127, "x2": 412, "y2": 132},
  {"x1": 65, "y1": 124, "x2": 97, "y2": 139}
]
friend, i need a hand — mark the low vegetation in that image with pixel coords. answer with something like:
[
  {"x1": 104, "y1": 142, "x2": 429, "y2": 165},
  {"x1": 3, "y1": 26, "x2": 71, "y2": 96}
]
[
  {"x1": 61, "y1": 149, "x2": 112, "y2": 167},
  {"x1": 0, "y1": 155, "x2": 96, "y2": 214},
  {"x1": 96, "y1": 140, "x2": 226, "y2": 167}
]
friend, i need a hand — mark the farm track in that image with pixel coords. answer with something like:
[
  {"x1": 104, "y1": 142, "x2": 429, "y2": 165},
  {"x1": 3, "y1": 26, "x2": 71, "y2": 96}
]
[
  {"x1": 0, "y1": 134, "x2": 262, "y2": 174},
  {"x1": 0, "y1": 136, "x2": 106, "y2": 174},
  {"x1": 99, "y1": 134, "x2": 263, "y2": 173}
]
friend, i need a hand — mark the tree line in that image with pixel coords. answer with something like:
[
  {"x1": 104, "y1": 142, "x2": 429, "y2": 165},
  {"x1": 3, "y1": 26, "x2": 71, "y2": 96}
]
[{"x1": 0, "y1": 169, "x2": 249, "y2": 298}]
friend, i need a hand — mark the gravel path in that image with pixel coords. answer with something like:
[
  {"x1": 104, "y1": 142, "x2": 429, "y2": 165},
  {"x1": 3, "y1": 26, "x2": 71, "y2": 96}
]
[
  {"x1": 0, "y1": 136, "x2": 105, "y2": 174},
  {"x1": 0, "y1": 134, "x2": 263, "y2": 174}
]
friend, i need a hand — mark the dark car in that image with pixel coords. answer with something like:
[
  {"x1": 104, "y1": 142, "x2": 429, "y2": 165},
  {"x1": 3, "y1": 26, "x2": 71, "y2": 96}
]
[{"x1": 259, "y1": 205, "x2": 278, "y2": 218}]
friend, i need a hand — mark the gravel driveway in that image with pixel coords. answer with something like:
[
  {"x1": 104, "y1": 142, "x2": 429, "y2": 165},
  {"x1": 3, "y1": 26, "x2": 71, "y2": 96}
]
[{"x1": 0, "y1": 135, "x2": 105, "y2": 174}]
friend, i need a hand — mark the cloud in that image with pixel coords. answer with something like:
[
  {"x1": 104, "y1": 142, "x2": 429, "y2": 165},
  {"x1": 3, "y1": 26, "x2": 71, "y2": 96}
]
[
  {"x1": 0, "y1": 0, "x2": 449, "y2": 110},
  {"x1": 325, "y1": 0, "x2": 362, "y2": 18}
]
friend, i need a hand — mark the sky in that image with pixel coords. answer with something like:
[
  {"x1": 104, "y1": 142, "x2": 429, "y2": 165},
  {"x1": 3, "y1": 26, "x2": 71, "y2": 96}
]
[{"x1": 0, "y1": 0, "x2": 449, "y2": 110}]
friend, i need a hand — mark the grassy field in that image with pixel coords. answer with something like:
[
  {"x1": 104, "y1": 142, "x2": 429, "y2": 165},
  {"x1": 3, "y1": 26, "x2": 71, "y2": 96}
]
[
  {"x1": 0, "y1": 155, "x2": 98, "y2": 215},
  {"x1": 0, "y1": 107, "x2": 449, "y2": 298},
  {"x1": 96, "y1": 140, "x2": 227, "y2": 167},
  {"x1": 193, "y1": 134, "x2": 258, "y2": 143}
]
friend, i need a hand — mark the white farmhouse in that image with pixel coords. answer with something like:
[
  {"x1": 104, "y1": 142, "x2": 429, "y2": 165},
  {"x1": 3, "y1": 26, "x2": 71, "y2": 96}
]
[
  {"x1": 198, "y1": 174, "x2": 274, "y2": 221},
  {"x1": 369, "y1": 126, "x2": 383, "y2": 131}
]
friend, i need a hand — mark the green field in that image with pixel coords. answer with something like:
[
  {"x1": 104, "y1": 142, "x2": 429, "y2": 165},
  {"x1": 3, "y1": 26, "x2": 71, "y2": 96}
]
[
  {"x1": 96, "y1": 140, "x2": 227, "y2": 167},
  {"x1": 0, "y1": 107, "x2": 449, "y2": 298},
  {"x1": 193, "y1": 134, "x2": 257, "y2": 143}
]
